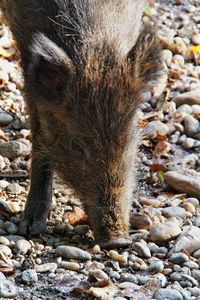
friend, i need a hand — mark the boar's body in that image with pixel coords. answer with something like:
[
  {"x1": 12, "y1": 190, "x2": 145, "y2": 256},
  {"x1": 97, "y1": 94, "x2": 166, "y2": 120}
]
[{"x1": 0, "y1": 0, "x2": 162, "y2": 248}]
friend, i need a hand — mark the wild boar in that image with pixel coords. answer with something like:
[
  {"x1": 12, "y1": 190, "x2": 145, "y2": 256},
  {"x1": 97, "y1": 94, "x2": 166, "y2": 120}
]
[{"x1": 0, "y1": 0, "x2": 162, "y2": 248}]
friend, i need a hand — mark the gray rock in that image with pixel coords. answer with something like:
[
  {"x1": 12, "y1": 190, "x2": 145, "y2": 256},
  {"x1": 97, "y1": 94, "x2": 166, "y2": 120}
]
[
  {"x1": 169, "y1": 253, "x2": 189, "y2": 264},
  {"x1": 164, "y1": 169, "x2": 200, "y2": 198},
  {"x1": 181, "y1": 274, "x2": 198, "y2": 286},
  {"x1": 121, "y1": 273, "x2": 138, "y2": 284},
  {"x1": 0, "y1": 236, "x2": 10, "y2": 246},
  {"x1": 0, "y1": 155, "x2": 5, "y2": 170},
  {"x1": 191, "y1": 105, "x2": 200, "y2": 115},
  {"x1": 0, "y1": 272, "x2": 6, "y2": 281},
  {"x1": 184, "y1": 115, "x2": 199, "y2": 137},
  {"x1": 155, "y1": 288, "x2": 183, "y2": 300},
  {"x1": 4, "y1": 221, "x2": 18, "y2": 234},
  {"x1": 132, "y1": 240, "x2": 151, "y2": 258},
  {"x1": 176, "y1": 104, "x2": 192, "y2": 115},
  {"x1": 0, "y1": 140, "x2": 31, "y2": 159},
  {"x1": 150, "y1": 218, "x2": 181, "y2": 242},
  {"x1": 15, "y1": 239, "x2": 31, "y2": 255},
  {"x1": 6, "y1": 183, "x2": 22, "y2": 195},
  {"x1": 162, "y1": 206, "x2": 185, "y2": 218},
  {"x1": 162, "y1": 49, "x2": 173, "y2": 67},
  {"x1": 89, "y1": 269, "x2": 109, "y2": 281},
  {"x1": 182, "y1": 138, "x2": 195, "y2": 149},
  {"x1": 191, "y1": 270, "x2": 200, "y2": 283},
  {"x1": 149, "y1": 258, "x2": 164, "y2": 273},
  {"x1": 21, "y1": 269, "x2": 38, "y2": 284},
  {"x1": 0, "y1": 112, "x2": 13, "y2": 126},
  {"x1": 170, "y1": 272, "x2": 182, "y2": 282},
  {"x1": 56, "y1": 246, "x2": 91, "y2": 261},
  {"x1": 183, "y1": 261, "x2": 199, "y2": 269},
  {"x1": 118, "y1": 282, "x2": 140, "y2": 290},
  {"x1": 188, "y1": 287, "x2": 200, "y2": 297},
  {"x1": 192, "y1": 33, "x2": 200, "y2": 45},
  {"x1": 35, "y1": 263, "x2": 57, "y2": 273},
  {"x1": 144, "y1": 121, "x2": 169, "y2": 139},
  {"x1": 0, "y1": 180, "x2": 9, "y2": 189},
  {"x1": 193, "y1": 249, "x2": 200, "y2": 258},
  {"x1": 153, "y1": 273, "x2": 167, "y2": 288},
  {"x1": 0, "y1": 244, "x2": 12, "y2": 257},
  {"x1": 173, "y1": 89, "x2": 200, "y2": 107},
  {"x1": 170, "y1": 226, "x2": 200, "y2": 255},
  {"x1": 0, "y1": 280, "x2": 18, "y2": 298},
  {"x1": 59, "y1": 261, "x2": 80, "y2": 271}
]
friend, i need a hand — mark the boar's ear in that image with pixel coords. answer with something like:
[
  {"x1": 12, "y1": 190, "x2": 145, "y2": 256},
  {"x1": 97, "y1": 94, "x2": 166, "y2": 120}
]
[
  {"x1": 29, "y1": 33, "x2": 75, "y2": 103},
  {"x1": 127, "y1": 28, "x2": 163, "y2": 86}
]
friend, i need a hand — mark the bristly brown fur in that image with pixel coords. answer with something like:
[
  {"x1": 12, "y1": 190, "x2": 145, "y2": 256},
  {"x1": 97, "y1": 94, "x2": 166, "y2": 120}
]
[{"x1": 0, "y1": 0, "x2": 163, "y2": 247}]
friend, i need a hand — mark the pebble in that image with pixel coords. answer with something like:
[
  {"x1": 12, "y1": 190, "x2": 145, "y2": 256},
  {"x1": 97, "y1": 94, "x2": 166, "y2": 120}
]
[
  {"x1": 169, "y1": 253, "x2": 189, "y2": 264},
  {"x1": 0, "y1": 140, "x2": 31, "y2": 159},
  {"x1": 182, "y1": 137, "x2": 196, "y2": 149},
  {"x1": 59, "y1": 261, "x2": 80, "y2": 271},
  {"x1": 176, "y1": 104, "x2": 192, "y2": 115},
  {"x1": 89, "y1": 269, "x2": 109, "y2": 281},
  {"x1": 188, "y1": 287, "x2": 200, "y2": 297},
  {"x1": 35, "y1": 263, "x2": 58, "y2": 273},
  {"x1": 192, "y1": 33, "x2": 200, "y2": 45},
  {"x1": 0, "y1": 236, "x2": 10, "y2": 246},
  {"x1": 0, "y1": 280, "x2": 18, "y2": 298},
  {"x1": 0, "y1": 112, "x2": 13, "y2": 126},
  {"x1": 0, "y1": 245, "x2": 12, "y2": 257},
  {"x1": 15, "y1": 239, "x2": 32, "y2": 255},
  {"x1": 130, "y1": 213, "x2": 153, "y2": 230},
  {"x1": 108, "y1": 250, "x2": 127, "y2": 264},
  {"x1": 118, "y1": 282, "x2": 140, "y2": 290},
  {"x1": 191, "y1": 105, "x2": 200, "y2": 115},
  {"x1": 162, "y1": 206, "x2": 185, "y2": 218},
  {"x1": 162, "y1": 49, "x2": 173, "y2": 67},
  {"x1": 0, "y1": 180, "x2": 9, "y2": 189},
  {"x1": 184, "y1": 115, "x2": 199, "y2": 137},
  {"x1": 4, "y1": 221, "x2": 18, "y2": 234},
  {"x1": 121, "y1": 273, "x2": 138, "y2": 284},
  {"x1": 150, "y1": 218, "x2": 181, "y2": 242},
  {"x1": 56, "y1": 246, "x2": 91, "y2": 261},
  {"x1": 186, "y1": 198, "x2": 199, "y2": 207},
  {"x1": 149, "y1": 258, "x2": 164, "y2": 273},
  {"x1": 132, "y1": 240, "x2": 151, "y2": 258},
  {"x1": 173, "y1": 89, "x2": 200, "y2": 107},
  {"x1": 0, "y1": 155, "x2": 5, "y2": 170},
  {"x1": 0, "y1": 272, "x2": 6, "y2": 281},
  {"x1": 144, "y1": 121, "x2": 169, "y2": 139},
  {"x1": 170, "y1": 226, "x2": 200, "y2": 254},
  {"x1": 6, "y1": 183, "x2": 22, "y2": 194},
  {"x1": 21, "y1": 269, "x2": 38, "y2": 284},
  {"x1": 154, "y1": 288, "x2": 183, "y2": 300},
  {"x1": 164, "y1": 170, "x2": 200, "y2": 198}
]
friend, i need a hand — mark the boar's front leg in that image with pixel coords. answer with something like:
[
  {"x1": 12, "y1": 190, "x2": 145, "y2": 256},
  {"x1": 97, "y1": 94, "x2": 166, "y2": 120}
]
[{"x1": 19, "y1": 111, "x2": 53, "y2": 236}]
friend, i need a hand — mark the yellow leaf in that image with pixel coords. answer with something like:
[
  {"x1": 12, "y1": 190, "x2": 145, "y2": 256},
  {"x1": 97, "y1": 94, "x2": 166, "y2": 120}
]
[
  {"x1": 189, "y1": 45, "x2": 200, "y2": 54},
  {"x1": 90, "y1": 285, "x2": 119, "y2": 300}
]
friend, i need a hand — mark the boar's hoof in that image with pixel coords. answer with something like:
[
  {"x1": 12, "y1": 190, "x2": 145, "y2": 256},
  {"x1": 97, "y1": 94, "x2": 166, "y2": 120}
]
[
  {"x1": 18, "y1": 218, "x2": 46, "y2": 237},
  {"x1": 100, "y1": 237, "x2": 132, "y2": 249}
]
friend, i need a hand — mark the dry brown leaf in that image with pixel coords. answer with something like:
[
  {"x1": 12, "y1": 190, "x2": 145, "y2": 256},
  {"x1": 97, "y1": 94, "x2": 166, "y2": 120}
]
[
  {"x1": 64, "y1": 205, "x2": 88, "y2": 225},
  {"x1": 153, "y1": 140, "x2": 170, "y2": 158}
]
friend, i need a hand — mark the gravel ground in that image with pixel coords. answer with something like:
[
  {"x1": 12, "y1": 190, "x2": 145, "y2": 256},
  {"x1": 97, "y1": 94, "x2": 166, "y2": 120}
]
[{"x1": 0, "y1": 0, "x2": 200, "y2": 299}]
